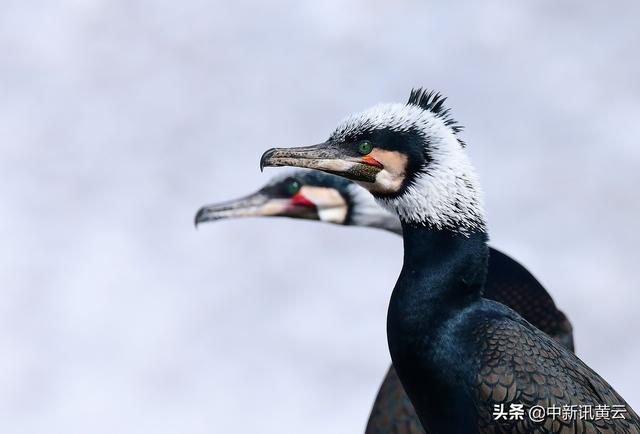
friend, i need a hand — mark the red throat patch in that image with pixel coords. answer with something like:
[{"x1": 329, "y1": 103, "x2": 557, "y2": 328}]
[{"x1": 290, "y1": 192, "x2": 314, "y2": 207}]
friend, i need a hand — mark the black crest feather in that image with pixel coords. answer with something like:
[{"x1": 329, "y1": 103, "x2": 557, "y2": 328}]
[{"x1": 407, "y1": 88, "x2": 465, "y2": 147}]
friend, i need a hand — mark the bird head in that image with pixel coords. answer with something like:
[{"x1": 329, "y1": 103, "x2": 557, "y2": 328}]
[
  {"x1": 260, "y1": 89, "x2": 486, "y2": 235},
  {"x1": 195, "y1": 170, "x2": 391, "y2": 227}
]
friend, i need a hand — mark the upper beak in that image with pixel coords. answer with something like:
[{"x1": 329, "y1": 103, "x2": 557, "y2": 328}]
[
  {"x1": 260, "y1": 142, "x2": 382, "y2": 183},
  {"x1": 194, "y1": 190, "x2": 316, "y2": 227}
]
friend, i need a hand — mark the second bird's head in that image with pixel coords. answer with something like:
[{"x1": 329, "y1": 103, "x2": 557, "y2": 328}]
[
  {"x1": 260, "y1": 88, "x2": 486, "y2": 235},
  {"x1": 194, "y1": 169, "x2": 394, "y2": 228}
]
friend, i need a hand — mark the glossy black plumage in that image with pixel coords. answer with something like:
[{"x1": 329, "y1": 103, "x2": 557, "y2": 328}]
[
  {"x1": 472, "y1": 314, "x2": 638, "y2": 433},
  {"x1": 384, "y1": 224, "x2": 639, "y2": 433},
  {"x1": 366, "y1": 247, "x2": 575, "y2": 434}
]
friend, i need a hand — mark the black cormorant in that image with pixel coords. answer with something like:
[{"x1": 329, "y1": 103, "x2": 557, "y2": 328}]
[
  {"x1": 259, "y1": 89, "x2": 639, "y2": 433},
  {"x1": 196, "y1": 170, "x2": 575, "y2": 433}
]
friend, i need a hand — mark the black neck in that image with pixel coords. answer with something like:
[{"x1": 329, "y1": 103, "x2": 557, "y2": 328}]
[
  {"x1": 387, "y1": 221, "x2": 489, "y2": 433},
  {"x1": 392, "y1": 222, "x2": 489, "y2": 328}
]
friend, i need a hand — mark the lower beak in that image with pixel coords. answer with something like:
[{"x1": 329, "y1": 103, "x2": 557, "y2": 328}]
[{"x1": 260, "y1": 142, "x2": 382, "y2": 183}]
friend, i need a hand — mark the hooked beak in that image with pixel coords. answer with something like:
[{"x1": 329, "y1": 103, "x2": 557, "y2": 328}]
[
  {"x1": 194, "y1": 190, "x2": 317, "y2": 227},
  {"x1": 260, "y1": 142, "x2": 383, "y2": 183}
]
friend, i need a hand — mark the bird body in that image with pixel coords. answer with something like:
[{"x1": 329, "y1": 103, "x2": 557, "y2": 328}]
[
  {"x1": 260, "y1": 89, "x2": 640, "y2": 432},
  {"x1": 387, "y1": 224, "x2": 639, "y2": 433}
]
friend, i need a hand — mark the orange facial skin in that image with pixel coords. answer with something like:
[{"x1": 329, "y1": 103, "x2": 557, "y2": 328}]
[{"x1": 361, "y1": 155, "x2": 384, "y2": 169}]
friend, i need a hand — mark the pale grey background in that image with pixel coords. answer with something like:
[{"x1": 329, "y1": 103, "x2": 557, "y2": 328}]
[{"x1": 1, "y1": 1, "x2": 639, "y2": 433}]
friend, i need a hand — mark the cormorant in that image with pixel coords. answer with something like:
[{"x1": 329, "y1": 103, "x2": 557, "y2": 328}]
[
  {"x1": 259, "y1": 89, "x2": 640, "y2": 433},
  {"x1": 196, "y1": 170, "x2": 574, "y2": 433}
]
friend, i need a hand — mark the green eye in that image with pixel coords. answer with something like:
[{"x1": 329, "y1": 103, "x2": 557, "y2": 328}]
[
  {"x1": 286, "y1": 180, "x2": 301, "y2": 196},
  {"x1": 358, "y1": 141, "x2": 373, "y2": 155}
]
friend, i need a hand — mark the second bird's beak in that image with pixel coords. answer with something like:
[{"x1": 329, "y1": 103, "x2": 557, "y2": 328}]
[
  {"x1": 194, "y1": 191, "x2": 316, "y2": 227},
  {"x1": 260, "y1": 142, "x2": 383, "y2": 183}
]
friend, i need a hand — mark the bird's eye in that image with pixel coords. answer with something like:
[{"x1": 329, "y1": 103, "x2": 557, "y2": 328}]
[
  {"x1": 358, "y1": 141, "x2": 373, "y2": 155},
  {"x1": 286, "y1": 180, "x2": 301, "y2": 196}
]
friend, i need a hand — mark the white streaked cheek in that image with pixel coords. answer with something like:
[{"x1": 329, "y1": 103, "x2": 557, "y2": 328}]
[
  {"x1": 317, "y1": 206, "x2": 348, "y2": 224},
  {"x1": 299, "y1": 186, "x2": 348, "y2": 224},
  {"x1": 371, "y1": 170, "x2": 404, "y2": 193},
  {"x1": 366, "y1": 150, "x2": 408, "y2": 194}
]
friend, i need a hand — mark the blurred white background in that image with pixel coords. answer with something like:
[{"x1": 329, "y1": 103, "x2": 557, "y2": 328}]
[{"x1": 1, "y1": 1, "x2": 639, "y2": 433}]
